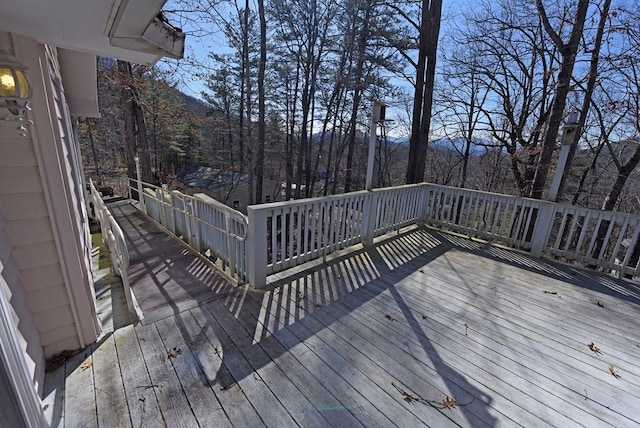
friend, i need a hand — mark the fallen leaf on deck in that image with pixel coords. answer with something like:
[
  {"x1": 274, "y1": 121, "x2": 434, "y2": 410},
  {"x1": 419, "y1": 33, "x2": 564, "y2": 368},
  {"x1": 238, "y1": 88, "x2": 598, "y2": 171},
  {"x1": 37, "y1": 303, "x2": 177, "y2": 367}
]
[
  {"x1": 42, "y1": 404, "x2": 49, "y2": 411},
  {"x1": 443, "y1": 395, "x2": 457, "y2": 409},
  {"x1": 167, "y1": 347, "x2": 182, "y2": 359},
  {"x1": 587, "y1": 342, "x2": 602, "y2": 355},
  {"x1": 609, "y1": 364, "x2": 620, "y2": 379},
  {"x1": 422, "y1": 314, "x2": 427, "y2": 320},
  {"x1": 595, "y1": 301, "x2": 604, "y2": 308},
  {"x1": 80, "y1": 360, "x2": 93, "y2": 371},
  {"x1": 385, "y1": 314, "x2": 396, "y2": 321},
  {"x1": 543, "y1": 290, "x2": 558, "y2": 295},
  {"x1": 214, "y1": 346, "x2": 221, "y2": 357}
]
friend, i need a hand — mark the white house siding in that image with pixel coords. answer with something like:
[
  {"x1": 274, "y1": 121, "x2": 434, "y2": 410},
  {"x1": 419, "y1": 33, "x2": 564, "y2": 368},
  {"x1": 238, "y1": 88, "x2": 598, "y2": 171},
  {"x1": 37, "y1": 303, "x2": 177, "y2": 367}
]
[
  {"x1": 0, "y1": 33, "x2": 101, "y2": 393},
  {"x1": 0, "y1": 198, "x2": 45, "y2": 396}
]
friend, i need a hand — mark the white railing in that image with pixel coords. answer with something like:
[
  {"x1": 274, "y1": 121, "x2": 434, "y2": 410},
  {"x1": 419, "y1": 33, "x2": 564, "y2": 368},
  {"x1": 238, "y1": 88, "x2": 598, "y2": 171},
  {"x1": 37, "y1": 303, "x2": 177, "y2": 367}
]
[
  {"x1": 128, "y1": 179, "x2": 249, "y2": 282},
  {"x1": 420, "y1": 184, "x2": 640, "y2": 278},
  {"x1": 89, "y1": 180, "x2": 141, "y2": 320},
  {"x1": 542, "y1": 203, "x2": 640, "y2": 277},
  {"x1": 423, "y1": 184, "x2": 544, "y2": 250},
  {"x1": 123, "y1": 178, "x2": 640, "y2": 288},
  {"x1": 247, "y1": 184, "x2": 434, "y2": 287}
]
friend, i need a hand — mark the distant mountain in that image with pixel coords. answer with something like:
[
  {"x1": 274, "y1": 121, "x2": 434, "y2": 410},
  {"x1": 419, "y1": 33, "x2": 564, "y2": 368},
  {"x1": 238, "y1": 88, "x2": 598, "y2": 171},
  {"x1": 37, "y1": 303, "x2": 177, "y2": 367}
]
[
  {"x1": 180, "y1": 93, "x2": 211, "y2": 114},
  {"x1": 430, "y1": 137, "x2": 494, "y2": 155}
]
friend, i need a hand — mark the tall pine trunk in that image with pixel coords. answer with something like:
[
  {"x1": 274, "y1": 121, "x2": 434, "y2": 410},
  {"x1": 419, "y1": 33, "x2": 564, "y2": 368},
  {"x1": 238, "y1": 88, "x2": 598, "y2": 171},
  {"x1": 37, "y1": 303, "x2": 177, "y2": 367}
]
[{"x1": 406, "y1": 0, "x2": 442, "y2": 184}]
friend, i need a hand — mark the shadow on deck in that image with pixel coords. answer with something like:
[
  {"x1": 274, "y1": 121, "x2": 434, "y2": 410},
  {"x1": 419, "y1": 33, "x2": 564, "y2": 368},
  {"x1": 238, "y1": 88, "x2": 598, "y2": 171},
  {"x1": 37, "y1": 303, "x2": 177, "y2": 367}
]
[{"x1": 43, "y1": 206, "x2": 640, "y2": 427}]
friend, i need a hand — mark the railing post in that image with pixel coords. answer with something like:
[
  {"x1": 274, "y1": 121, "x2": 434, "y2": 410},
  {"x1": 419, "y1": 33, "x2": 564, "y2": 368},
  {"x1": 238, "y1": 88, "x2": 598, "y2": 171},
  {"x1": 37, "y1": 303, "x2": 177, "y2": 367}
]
[
  {"x1": 192, "y1": 200, "x2": 201, "y2": 252},
  {"x1": 362, "y1": 191, "x2": 379, "y2": 247},
  {"x1": 225, "y1": 211, "x2": 236, "y2": 279},
  {"x1": 418, "y1": 184, "x2": 430, "y2": 225},
  {"x1": 530, "y1": 201, "x2": 555, "y2": 257},
  {"x1": 248, "y1": 206, "x2": 269, "y2": 288}
]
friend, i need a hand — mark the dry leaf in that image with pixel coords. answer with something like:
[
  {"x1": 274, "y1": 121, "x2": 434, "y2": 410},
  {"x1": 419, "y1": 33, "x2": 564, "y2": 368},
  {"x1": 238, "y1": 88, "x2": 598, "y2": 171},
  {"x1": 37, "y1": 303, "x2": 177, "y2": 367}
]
[
  {"x1": 42, "y1": 404, "x2": 49, "y2": 412},
  {"x1": 80, "y1": 360, "x2": 93, "y2": 371},
  {"x1": 443, "y1": 395, "x2": 457, "y2": 409},
  {"x1": 596, "y1": 301, "x2": 604, "y2": 308},
  {"x1": 167, "y1": 347, "x2": 182, "y2": 359},
  {"x1": 587, "y1": 342, "x2": 602, "y2": 355},
  {"x1": 422, "y1": 314, "x2": 427, "y2": 320},
  {"x1": 609, "y1": 364, "x2": 620, "y2": 379},
  {"x1": 385, "y1": 314, "x2": 396, "y2": 321},
  {"x1": 214, "y1": 346, "x2": 221, "y2": 357}
]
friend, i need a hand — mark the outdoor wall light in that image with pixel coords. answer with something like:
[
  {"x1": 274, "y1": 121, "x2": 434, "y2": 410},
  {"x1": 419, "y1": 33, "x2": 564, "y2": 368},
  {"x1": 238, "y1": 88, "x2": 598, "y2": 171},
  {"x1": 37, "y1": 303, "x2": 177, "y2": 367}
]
[{"x1": 0, "y1": 45, "x2": 33, "y2": 137}]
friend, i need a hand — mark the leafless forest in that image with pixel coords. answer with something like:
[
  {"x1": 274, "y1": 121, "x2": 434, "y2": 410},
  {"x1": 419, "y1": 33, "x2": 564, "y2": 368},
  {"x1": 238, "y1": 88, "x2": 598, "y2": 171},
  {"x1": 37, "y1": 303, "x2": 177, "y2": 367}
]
[{"x1": 81, "y1": 0, "x2": 640, "y2": 216}]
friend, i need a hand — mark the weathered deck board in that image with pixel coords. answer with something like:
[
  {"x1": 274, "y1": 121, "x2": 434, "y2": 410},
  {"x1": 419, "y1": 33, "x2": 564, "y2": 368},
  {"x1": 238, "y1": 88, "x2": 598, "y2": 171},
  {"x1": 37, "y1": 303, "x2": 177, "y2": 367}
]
[
  {"x1": 110, "y1": 202, "x2": 235, "y2": 324},
  {"x1": 256, "y1": 275, "x2": 522, "y2": 427},
  {"x1": 222, "y1": 293, "x2": 393, "y2": 427},
  {"x1": 235, "y1": 286, "x2": 464, "y2": 427},
  {"x1": 135, "y1": 322, "x2": 199, "y2": 427},
  {"x1": 204, "y1": 299, "x2": 344, "y2": 428},
  {"x1": 113, "y1": 324, "x2": 165, "y2": 427},
  {"x1": 63, "y1": 346, "x2": 97, "y2": 427},
  {"x1": 206, "y1": 296, "x2": 367, "y2": 427},
  {"x1": 92, "y1": 335, "x2": 130, "y2": 427},
  {"x1": 189, "y1": 305, "x2": 298, "y2": 427},
  {"x1": 174, "y1": 308, "x2": 265, "y2": 427},
  {"x1": 155, "y1": 315, "x2": 232, "y2": 427},
  {"x1": 46, "y1": 225, "x2": 640, "y2": 427}
]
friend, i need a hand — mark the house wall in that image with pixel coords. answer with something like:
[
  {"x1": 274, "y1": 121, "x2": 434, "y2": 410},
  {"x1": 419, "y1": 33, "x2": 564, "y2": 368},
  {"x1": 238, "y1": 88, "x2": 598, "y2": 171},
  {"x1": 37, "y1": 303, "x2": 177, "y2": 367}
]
[
  {"x1": 211, "y1": 179, "x2": 282, "y2": 214},
  {"x1": 0, "y1": 32, "x2": 101, "y2": 394},
  {"x1": 0, "y1": 207, "x2": 44, "y2": 396}
]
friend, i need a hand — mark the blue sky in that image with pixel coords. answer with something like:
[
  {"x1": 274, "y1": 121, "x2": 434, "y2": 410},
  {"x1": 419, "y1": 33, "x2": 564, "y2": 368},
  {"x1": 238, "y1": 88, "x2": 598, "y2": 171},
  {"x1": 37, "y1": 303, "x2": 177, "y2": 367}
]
[{"x1": 160, "y1": 0, "x2": 470, "y2": 136}]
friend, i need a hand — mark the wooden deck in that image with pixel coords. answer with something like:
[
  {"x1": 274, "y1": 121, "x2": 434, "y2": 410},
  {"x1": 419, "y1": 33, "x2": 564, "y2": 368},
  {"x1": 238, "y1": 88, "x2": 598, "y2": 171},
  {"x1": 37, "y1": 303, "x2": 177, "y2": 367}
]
[{"x1": 43, "y1": 217, "x2": 640, "y2": 427}]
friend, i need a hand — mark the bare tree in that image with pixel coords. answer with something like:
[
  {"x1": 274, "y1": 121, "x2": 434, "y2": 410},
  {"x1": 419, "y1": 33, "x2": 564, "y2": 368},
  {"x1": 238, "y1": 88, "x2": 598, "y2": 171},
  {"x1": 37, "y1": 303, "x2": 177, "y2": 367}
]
[
  {"x1": 530, "y1": 0, "x2": 590, "y2": 199},
  {"x1": 406, "y1": 0, "x2": 443, "y2": 184}
]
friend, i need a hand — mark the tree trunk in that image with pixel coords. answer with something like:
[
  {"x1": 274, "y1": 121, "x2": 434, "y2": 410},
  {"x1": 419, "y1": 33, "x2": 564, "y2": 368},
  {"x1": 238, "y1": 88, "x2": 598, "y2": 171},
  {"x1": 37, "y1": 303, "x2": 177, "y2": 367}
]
[
  {"x1": 555, "y1": 0, "x2": 611, "y2": 202},
  {"x1": 85, "y1": 118, "x2": 103, "y2": 184},
  {"x1": 255, "y1": 0, "x2": 266, "y2": 204},
  {"x1": 530, "y1": 0, "x2": 589, "y2": 199},
  {"x1": 344, "y1": 3, "x2": 372, "y2": 193},
  {"x1": 406, "y1": 0, "x2": 442, "y2": 184}
]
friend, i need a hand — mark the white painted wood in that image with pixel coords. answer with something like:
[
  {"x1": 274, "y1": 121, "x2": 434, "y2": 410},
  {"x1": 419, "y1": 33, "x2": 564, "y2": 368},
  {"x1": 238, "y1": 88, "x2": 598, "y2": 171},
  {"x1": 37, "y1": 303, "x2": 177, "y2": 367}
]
[
  {"x1": 0, "y1": 261, "x2": 47, "y2": 427},
  {"x1": 16, "y1": 36, "x2": 100, "y2": 353}
]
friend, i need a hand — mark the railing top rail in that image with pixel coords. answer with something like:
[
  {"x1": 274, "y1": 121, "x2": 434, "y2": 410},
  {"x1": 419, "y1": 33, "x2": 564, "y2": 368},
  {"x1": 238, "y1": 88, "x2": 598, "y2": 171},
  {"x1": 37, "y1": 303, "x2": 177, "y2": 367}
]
[
  {"x1": 425, "y1": 183, "x2": 546, "y2": 203},
  {"x1": 247, "y1": 183, "x2": 430, "y2": 212},
  {"x1": 127, "y1": 177, "x2": 249, "y2": 242},
  {"x1": 90, "y1": 179, "x2": 130, "y2": 269}
]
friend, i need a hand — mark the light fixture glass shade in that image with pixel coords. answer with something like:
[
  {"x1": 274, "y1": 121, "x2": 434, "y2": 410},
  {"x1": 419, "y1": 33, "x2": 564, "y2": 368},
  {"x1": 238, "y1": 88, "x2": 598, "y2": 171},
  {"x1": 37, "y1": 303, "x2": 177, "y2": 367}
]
[
  {"x1": 0, "y1": 48, "x2": 34, "y2": 136},
  {"x1": 0, "y1": 67, "x2": 32, "y2": 99}
]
